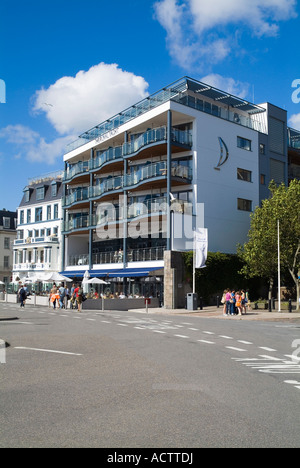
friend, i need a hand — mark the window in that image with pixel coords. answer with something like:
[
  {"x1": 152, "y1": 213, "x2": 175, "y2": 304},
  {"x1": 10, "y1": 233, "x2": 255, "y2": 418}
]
[
  {"x1": 237, "y1": 168, "x2": 252, "y2": 182},
  {"x1": 260, "y1": 143, "x2": 266, "y2": 155},
  {"x1": 237, "y1": 198, "x2": 252, "y2": 212},
  {"x1": 51, "y1": 183, "x2": 57, "y2": 197},
  {"x1": 46, "y1": 228, "x2": 51, "y2": 237},
  {"x1": 4, "y1": 237, "x2": 9, "y2": 249},
  {"x1": 20, "y1": 211, "x2": 24, "y2": 225},
  {"x1": 3, "y1": 256, "x2": 9, "y2": 268},
  {"x1": 34, "y1": 229, "x2": 39, "y2": 237},
  {"x1": 40, "y1": 229, "x2": 45, "y2": 237},
  {"x1": 36, "y1": 187, "x2": 45, "y2": 201},
  {"x1": 260, "y1": 174, "x2": 266, "y2": 185},
  {"x1": 3, "y1": 217, "x2": 10, "y2": 229},
  {"x1": 47, "y1": 205, "x2": 52, "y2": 220},
  {"x1": 237, "y1": 137, "x2": 252, "y2": 151},
  {"x1": 35, "y1": 207, "x2": 43, "y2": 222},
  {"x1": 24, "y1": 189, "x2": 30, "y2": 202},
  {"x1": 27, "y1": 209, "x2": 31, "y2": 224},
  {"x1": 54, "y1": 204, "x2": 59, "y2": 219}
]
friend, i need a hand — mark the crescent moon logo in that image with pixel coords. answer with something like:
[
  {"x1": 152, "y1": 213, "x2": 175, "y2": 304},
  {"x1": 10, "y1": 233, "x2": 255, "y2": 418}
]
[{"x1": 215, "y1": 137, "x2": 229, "y2": 170}]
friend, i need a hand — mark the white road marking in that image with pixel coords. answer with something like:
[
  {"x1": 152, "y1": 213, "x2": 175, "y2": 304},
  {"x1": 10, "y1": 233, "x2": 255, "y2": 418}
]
[
  {"x1": 226, "y1": 346, "x2": 247, "y2": 352},
  {"x1": 220, "y1": 335, "x2": 233, "y2": 340},
  {"x1": 198, "y1": 340, "x2": 215, "y2": 345},
  {"x1": 14, "y1": 347, "x2": 82, "y2": 356},
  {"x1": 175, "y1": 335, "x2": 189, "y2": 339},
  {"x1": 238, "y1": 340, "x2": 253, "y2": 345},
  {"x1": 259, "y1": 347, "x2": 277, "y2": 352}
]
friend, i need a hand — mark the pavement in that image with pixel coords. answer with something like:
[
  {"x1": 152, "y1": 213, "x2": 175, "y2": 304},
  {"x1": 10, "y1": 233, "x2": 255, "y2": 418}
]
[
  {"x1": 2, "y1": 301, "x2": 300, "y2": 322},
  {"x1": 2, "y1": 300, "x2": 299, "y2": 326},
  {"x1": 129, "y1": 305, "x2": 300, "y2": 322}
]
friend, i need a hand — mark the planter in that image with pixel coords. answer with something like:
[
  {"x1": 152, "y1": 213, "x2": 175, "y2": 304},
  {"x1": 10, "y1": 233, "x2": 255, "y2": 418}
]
[{"x1": 254, "y1": 301, "x2": 268, "y2": 310}]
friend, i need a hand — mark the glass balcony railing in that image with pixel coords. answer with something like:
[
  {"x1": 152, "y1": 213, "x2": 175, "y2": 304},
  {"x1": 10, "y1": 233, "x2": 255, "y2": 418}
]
[
  {"x1": 65, "y1": 126, "x2": 192, "y2": 179},
  {"x1": 91, "y1": 246, "x2": 165, "y2": 265},
  {"x1": 63, "y1": 187, "x2": 90, "y2": 207},
  {"x1": 126, "y1": 161, "x2": 192, "y2": 188},
  {"x1": 64, "y1": 160, "x2": 192, "y2": 208},
  {"x1": 64, "y1": 161, "x2": 90, "y2": 181}
]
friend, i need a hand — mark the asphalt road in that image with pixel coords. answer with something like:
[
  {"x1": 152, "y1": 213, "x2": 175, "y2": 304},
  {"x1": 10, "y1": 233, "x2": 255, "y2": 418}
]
[{"x1": 0, "y1": 302, "x2": 300, "y2": 448}]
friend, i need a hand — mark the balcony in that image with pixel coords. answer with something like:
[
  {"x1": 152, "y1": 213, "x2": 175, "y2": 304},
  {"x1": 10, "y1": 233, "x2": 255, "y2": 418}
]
[
  {"x1": 64, "y1": 126, "x2": 192, "y2": 183},
  {"x1": 14, "y1": 236, "x2": 59, "y2": 246},
  {"x1": 91, "y1": 246, "x2": 165, "y2": 265}
]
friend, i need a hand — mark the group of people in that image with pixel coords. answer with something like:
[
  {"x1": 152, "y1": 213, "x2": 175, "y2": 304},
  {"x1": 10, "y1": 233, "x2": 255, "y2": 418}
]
[
  {"x1": 221, "y1": 289, "x2": 251, "y2": 316},
  {"x1": 49, "y1": 283, "x2": 84, "y2": 312}
]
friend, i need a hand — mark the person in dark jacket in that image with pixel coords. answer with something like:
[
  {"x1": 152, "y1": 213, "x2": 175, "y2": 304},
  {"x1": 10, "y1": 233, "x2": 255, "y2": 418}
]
[{"x1": 19, "y1": 286, "x2": 27, "y2": 308}]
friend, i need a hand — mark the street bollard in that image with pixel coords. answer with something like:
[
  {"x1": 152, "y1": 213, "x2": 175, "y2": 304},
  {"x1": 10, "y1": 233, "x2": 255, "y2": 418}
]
[
  {"x1": 268, "y1": 299, "x2": 272, "y2": 312},
  {"x1": 217, "y1": 296, "x2": 220, "y2": 308},
  {"x1": 289, "y1": 299, "x2": 292, "y2": 313},
  {"x1": 199, "y1": 297, "x2": 203, "y2": 310}
]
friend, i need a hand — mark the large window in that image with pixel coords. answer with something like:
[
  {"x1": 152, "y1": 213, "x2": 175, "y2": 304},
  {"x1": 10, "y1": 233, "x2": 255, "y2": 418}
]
[
  {"x1": 35, "y1": 207, "x2": 43, "y2": 222},
  {"x1": 36, "y1": 186, "x2": 45, "y2": 201},
  {"x1": 237, "y1": 136, "x2": 251, "y2": 151}
]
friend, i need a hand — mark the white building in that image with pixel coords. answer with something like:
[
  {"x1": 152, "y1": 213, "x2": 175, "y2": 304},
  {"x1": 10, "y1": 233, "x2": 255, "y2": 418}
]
[
  {"x1": 60, "y1": 76, "x2": 294, "y2": 302},
  {"x1": 13, "y1": 171, "x2": 63, "y2": 283}
]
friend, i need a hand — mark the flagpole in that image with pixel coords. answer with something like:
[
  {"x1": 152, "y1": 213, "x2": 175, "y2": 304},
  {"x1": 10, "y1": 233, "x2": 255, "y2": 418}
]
[
  {"x1": 193, "y1": 236, "x2": 196, "y2": 294},
  {"x1": 278, "y1": 219, "x2": 281, "y2": 312}
]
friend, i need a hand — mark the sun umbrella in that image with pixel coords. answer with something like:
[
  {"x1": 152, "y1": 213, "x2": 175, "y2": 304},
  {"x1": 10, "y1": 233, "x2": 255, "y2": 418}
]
[
  {"x1": 87, "y1": 278, "x2": 108, "y2": 285},
  {"x1": 43, "y1": 272, "x2": 73, "y2": 283},
  {"x1": 0, "y1": 281, "x2": 5, "y2": 285}
]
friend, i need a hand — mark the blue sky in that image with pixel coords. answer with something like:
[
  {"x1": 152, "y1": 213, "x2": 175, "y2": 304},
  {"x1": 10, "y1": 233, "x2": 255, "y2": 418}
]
[{"x1": 1, "y1": 0, "x2": 300, "y2": 211}]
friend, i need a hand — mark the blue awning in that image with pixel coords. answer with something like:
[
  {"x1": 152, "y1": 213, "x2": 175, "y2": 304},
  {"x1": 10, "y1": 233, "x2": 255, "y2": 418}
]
[{"x1": 60, "y1": 267, "x2": 163, "y2": 279}]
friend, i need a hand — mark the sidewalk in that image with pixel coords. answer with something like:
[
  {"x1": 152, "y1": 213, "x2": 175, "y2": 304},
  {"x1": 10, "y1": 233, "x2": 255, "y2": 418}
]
[{"x1": 129, "y1": 305, "x2": 300, "y2": 322}]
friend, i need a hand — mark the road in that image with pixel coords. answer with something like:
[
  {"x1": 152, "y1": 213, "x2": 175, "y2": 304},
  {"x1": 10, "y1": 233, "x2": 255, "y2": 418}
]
[{"x1": 0, "y1": 302, "x2": 299, "y2": 448}]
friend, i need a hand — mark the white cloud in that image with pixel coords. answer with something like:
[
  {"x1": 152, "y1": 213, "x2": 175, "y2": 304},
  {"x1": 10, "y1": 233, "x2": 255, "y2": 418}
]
[
  {"x1": 201, "y1": 74, "x2": 250, "y2": 100},
  {"x1": 0, "y1": 125, "x2": 73, "y2": 165},
  {"x1": 32, "y1": 63, "x2": 150, "y2": 135},
  {"x1": 289, "y1": 113, "x2": 300, "y2": 130},
  {"x1": 154, "y1": 0, "x2": 297, "y2": 70}
]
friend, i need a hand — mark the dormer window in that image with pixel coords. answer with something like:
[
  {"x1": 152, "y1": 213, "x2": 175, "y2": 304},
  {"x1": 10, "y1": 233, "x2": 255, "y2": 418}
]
[
  {"x1": 51, "y1": 182, "x2": 58, "y2": 197},
  {"x1": 36, "y1": 186, "x2": 45, "y2": 200},
  {"x1": 24, "y1": 187, "x2": 31, "y2": 203}
]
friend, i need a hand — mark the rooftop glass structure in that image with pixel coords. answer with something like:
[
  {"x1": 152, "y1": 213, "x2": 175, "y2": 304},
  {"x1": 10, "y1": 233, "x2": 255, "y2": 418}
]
[
  {"x1": 288, "y1": 127, "x2": 300, "y2": 150},
  {"x1": 66, "y1": 76, "x2": 267, "y2": 154}
]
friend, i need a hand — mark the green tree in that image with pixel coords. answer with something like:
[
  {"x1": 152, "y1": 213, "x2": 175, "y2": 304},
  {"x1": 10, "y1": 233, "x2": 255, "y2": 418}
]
[{"x1": 239, "y1": 180, "x2": 300, "y2": 309}]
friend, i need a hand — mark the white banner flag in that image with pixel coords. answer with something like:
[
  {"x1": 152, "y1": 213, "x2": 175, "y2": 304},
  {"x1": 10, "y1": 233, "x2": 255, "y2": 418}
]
[{"x1": 194, "y1": 228, "x2": 208, "y2": 269}]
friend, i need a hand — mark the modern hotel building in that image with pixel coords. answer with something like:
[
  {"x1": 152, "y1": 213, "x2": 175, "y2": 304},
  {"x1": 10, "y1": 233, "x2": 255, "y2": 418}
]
[{"x1": 61, "y1": 76, "x2": 300, "y2": 301}]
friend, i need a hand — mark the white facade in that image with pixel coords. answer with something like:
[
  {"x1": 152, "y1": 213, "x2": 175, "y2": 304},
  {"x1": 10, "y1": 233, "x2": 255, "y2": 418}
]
[
  {"x1": 62, "y1": 77, "x2": 266, "y2": 281},
  {"x1": 13, "y1": 172, "x2": 63, "y2": 282}
]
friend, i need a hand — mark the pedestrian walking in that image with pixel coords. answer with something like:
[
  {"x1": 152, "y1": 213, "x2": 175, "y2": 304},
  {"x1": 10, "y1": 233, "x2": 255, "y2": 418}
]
[{"x1": 19, "y1": 285, "x2": 27, "y2": 308}]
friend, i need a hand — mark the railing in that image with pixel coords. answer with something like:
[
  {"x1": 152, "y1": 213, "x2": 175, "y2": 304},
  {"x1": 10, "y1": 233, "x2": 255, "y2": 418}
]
[
  {"x1": 64, "y1": 161, "x2": 90, "y2": 181},
  {"x1": 63, "y1": 187, "x2": 90, "y2": 207},
  {"x1": 14, "y1": 237, "x2": 59, "y2": 246},
  {"x1": 91, "y1": 246, "x2": 165, "y2": 265},
  {"x1": 65, "y1": 126, "x2": 192, "y2": 181},
  {"x1": 68, "y1": 255, "x2": 89, "y2": 267}
]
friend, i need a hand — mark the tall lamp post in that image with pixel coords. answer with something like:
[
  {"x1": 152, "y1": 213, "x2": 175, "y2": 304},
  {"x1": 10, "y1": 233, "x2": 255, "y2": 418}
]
[{"x1": 278, "y1": 219, "x2": 281, "y2": 312}]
